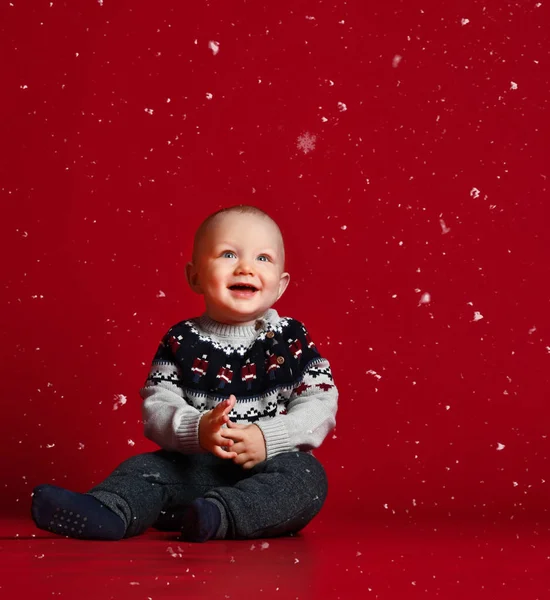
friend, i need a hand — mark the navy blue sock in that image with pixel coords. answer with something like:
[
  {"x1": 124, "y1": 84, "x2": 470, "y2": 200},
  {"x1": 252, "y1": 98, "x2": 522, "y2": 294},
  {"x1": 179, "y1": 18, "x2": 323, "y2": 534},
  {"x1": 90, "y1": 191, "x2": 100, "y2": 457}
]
[
  {"x1": 31, "y1": 484, "x2": 126, "y2": 541},
  {"x1": 180, "y1": 498, "x2": 221, "y2": 543}
]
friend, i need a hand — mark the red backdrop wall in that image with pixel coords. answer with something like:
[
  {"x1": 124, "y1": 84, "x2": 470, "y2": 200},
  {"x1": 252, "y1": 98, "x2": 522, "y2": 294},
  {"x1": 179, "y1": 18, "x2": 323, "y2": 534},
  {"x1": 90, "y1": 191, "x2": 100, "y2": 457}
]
[{"x1": 1, "y1": 0, "x2": 548, "y2": 523}]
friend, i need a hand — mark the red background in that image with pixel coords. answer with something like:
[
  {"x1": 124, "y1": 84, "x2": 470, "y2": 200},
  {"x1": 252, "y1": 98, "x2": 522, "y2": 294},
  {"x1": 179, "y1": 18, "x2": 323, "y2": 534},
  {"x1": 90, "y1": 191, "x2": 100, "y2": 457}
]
[{"x1": 1, "y1": 0, "x2": 549, "y2": 524}]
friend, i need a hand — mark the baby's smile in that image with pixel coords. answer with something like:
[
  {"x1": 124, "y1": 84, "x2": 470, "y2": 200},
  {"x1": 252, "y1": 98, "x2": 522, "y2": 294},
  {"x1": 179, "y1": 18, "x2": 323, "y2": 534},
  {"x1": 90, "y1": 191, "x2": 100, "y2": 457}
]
[{"x1": 228, "y1": 283, "x2": 259, "y2": 298}]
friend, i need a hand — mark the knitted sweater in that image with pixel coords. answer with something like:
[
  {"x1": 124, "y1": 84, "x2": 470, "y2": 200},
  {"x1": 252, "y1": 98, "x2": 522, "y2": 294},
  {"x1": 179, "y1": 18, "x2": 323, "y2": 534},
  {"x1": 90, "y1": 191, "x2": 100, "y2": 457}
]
[{"x1": 140, "y1": 308, "x2": 338, "y2": 459}]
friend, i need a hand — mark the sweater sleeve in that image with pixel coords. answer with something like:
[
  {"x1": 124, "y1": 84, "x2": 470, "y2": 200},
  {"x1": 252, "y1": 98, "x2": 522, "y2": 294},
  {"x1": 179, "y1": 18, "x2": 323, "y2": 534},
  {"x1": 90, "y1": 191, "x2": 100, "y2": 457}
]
[
  {"x1": 256, "y1": 326, "x2": 338, "y2": 459},
  {"x1": 139, "y1": 332, "x2": 205, "y2": 454}
]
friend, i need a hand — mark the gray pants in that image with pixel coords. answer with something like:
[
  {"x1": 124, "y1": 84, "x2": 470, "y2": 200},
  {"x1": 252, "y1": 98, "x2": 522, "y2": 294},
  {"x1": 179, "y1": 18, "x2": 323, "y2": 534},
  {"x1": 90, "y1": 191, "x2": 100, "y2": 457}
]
[{"x1": 88, "y1": 450, "x2": 328, "y2": 540}]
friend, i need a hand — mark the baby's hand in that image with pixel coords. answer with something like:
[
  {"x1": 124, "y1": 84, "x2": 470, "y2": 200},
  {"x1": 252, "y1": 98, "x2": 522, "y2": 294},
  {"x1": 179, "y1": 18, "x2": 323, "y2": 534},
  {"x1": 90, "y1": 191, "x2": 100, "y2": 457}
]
[
  {"x1": 220, "y1": 422, "x2": 267, "y2": 470},
  {"x1": 199, "y1": 395, "x2": 238, "y2": 460}
]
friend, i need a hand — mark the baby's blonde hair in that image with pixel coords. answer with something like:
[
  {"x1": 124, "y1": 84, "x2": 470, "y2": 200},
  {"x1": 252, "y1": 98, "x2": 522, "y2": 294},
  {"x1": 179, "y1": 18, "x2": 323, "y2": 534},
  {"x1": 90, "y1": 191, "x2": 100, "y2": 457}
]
[{"x1": 192, "y1": 205, "x2": 285, "y2": 263}]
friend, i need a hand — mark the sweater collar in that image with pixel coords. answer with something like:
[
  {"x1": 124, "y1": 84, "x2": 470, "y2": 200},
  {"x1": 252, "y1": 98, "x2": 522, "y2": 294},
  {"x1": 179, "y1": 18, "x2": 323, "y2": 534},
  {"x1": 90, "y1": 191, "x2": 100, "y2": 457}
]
[{"x1": 197, "y1": 308, "x2": 279, "y2": 340}]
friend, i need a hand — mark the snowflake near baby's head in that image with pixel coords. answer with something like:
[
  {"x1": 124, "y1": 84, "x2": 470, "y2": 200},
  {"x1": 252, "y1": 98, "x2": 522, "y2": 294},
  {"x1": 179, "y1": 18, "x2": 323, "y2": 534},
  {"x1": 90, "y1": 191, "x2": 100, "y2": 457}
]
[{"x1": 296, "y1": 132, "x2": 317, "y2": 154}]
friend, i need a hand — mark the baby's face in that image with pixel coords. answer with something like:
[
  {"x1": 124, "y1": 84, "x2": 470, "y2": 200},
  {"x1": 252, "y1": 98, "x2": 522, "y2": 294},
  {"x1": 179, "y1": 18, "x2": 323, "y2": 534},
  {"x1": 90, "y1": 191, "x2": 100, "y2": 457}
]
[{"x1": 187, "y1": 212, "x2": 290, "y2": 326}]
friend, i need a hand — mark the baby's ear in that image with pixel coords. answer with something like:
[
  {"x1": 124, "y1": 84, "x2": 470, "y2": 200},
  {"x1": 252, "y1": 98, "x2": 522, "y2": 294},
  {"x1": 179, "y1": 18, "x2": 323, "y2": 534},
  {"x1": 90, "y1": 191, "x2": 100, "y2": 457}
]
[
  {"x1": 276, "y1": 271, "x2": 290, "y2": 301},
  {"x1": 185, "y1": 262, "x2": 202, "y2": 294}
]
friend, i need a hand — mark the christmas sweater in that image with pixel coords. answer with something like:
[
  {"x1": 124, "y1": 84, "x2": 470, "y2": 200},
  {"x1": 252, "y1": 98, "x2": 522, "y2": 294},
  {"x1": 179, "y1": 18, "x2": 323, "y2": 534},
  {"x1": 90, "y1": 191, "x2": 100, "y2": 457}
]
[{"x1": 140, "y1": 308, "x2": 338, "y2": 459}]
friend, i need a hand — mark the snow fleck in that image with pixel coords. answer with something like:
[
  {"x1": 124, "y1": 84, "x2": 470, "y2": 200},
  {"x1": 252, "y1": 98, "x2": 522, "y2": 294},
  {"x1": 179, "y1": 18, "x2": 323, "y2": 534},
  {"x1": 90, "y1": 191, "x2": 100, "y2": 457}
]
[
  {"x1": 35, "y1": 554, "x2": 45, "y2": 559},
  {"x1": 208, "y1": 40, "x2": 220, "y2": 55},
  {"x1": 383, "y1": 503, "x2": 389, "y2": 509},
  {"x1": 461, "y1": 18, "x2": 470, "y2": 25},
  {"x1": 470, "y1": 187, "x2": 481, "y2": 199},
  {"x1": 510, "y1": 81, "x2": 518, "y2": 90},
  {"x1": 305, "y1": 15, "x2": 316, "y2": 21},
  {"x1": 143, "y1": 472, "x2": 161, "y2": 479},
  {"x1": 341, "y1": 225, "x2": 347, "y2": 230},
  {"x1": 156, "y1": 290, "x2": 166, "y2": 298},
  {"x1": 528, "y1": 326, "x2": 537, "y2": 335},
  {"x1": 513, "y1": 481, "x2": 519, "y2": 487},
  {"x1": 129, "y1": 582, "x2": 140, "y2": 586},
  {"x1": 127, "y1": 439, "x2": 135, "y2": 446},
  {"x1": 497, "y1": 443, "x2": 505, "y2": 451},
  {"x1": 20, "y1": 84, "x2": 28, "y2": 90},
  {"x1": 260, "y1": 542, "x2": 270, "y2": 550},
  {"x1": 418, "y1": 292, "x2": 431, "y2": 305},
  {"x1": 206, "y1": 92, "x2": 213, "y2": 100},
  {"x1": 445, "y1": 405, "x2": 451, "y2": 411},
  {"x1": 296, "y1": 132, "x2": 317, "y2": 154},
  {"x1": 356, "y1": 551, "x2": 362, "y2": 557},
  {"x1": 321, "y1": 116, "x2": 328, "y2": 122},
  {"x1": 78, "y1": 442, "x2": 85, "y2": 450},
  {"x1": 392, "y1": 54, "x2": 403, "y2": 68},
  {"x1": 46, "y1": 443, "x2": 55, "y2": 449},
  {"x1": 366, "y1": 369, "x2": 382, "y2": 380},
  {"x1": 294, "y1": 558, "x2": 300, "y2": 564},
  {"x1": 144, "y1": 108, "x2": 154, "y2": 115},
  {"x1": 337, "y1": 101, "x2": 347, "y2": 112},
  {"x1": 167, "y1": 546, "x2": 184, "y2": 558},
  {"x1": 472, "y1": 311, "x2": 484, "y2": 322},
  {"x1": 113, "y1": 394, "x2": 127, "y2": 410},
  {"x1": 97, "y1": 0, "x2": 103, "y2": 5},
  {"x1": 439, "y1": 218, "x2": 451, "y2": 234}
]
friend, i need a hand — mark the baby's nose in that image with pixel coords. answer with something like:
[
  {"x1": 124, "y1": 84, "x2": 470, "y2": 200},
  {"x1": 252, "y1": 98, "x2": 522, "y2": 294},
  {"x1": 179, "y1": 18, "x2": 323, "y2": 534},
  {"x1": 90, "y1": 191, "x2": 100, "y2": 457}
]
[{"x1": 235, "y1": 259, "x2": 254, "y2": 274}]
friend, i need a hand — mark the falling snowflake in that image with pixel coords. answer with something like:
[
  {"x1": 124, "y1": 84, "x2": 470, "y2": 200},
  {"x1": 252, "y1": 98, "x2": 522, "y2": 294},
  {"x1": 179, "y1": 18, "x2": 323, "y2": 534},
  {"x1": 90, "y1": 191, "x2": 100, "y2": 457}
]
[
  {"x1": 208, "y1": 41, "x2": 220, "y2": 55},
  {"x1": 260, "y1": 542, "x2": 270, "y2": 550},
  {"x1": 156, "y1": 290, "x2": 166, "y2": 298},
  {"x1": 113, "y1": 394, "x2": 127, "y2": 410},
  {"x1": 392, "y1": 54, "x2": 403, "y2": 68},
  {"x1": 128, "y1": 439, "x2": 135, "y2": 446},
  {"x1": 510, "y1": 81, "x2": 518, "y2": 90},
  {"x1": 461, "y1": 18, "x2": 470, "y2": 25},
  {"x1": 470, "y1": 187, "x2": 481, "y2": 199},
  {"x1": 144, "y1": 108, "x2": 154, "y2": 115},
  {"x1": 496, "y1": 443, "x2": 505, "y2": 451},
  {"x1": 472, "y1": 311, "x2": 484, "y2": 322},
  {"x1": 296, "y1": 132, "x2": 317, "y2": 154},
  {"x1": 366, "y1": 369, "x2": 382, "y2": 380},
  {"x1": 337, "y1": 101, "x2": 347, "y2": 112},
  {"x1": 439, "y1": 219, "x2": 451, "y2": 234},
  {"x1": 418, "y1": 292, "x2": 431, "y2": 305}
]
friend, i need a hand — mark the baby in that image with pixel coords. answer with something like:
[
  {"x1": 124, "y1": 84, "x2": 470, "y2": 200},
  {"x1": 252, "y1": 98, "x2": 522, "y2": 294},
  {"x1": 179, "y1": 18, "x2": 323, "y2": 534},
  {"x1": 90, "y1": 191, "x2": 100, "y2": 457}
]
[{"x1": 31, "y1": 205, "x2": 338, "y2": 542}]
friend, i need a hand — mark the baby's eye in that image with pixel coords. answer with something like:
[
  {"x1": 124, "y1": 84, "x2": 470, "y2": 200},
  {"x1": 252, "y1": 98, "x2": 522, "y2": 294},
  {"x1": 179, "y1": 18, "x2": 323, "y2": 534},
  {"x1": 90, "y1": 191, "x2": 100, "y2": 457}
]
[
  {"x1": 222, "y1": 251, "x2": 237, "y2": 259},
  {"x1": 257, "y1": 255, "x2": 270, "y2": 262}
]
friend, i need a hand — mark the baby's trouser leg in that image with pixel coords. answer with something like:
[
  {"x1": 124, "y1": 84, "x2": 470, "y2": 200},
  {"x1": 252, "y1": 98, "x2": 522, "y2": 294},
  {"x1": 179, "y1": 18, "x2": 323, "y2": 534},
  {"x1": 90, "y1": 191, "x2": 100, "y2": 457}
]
[
  {"x1": 205, "y1": 451, "x2": 328, "y2": 540},
  {"x1": 88, "y1": 450, "x2": 243, "y2": 538}
]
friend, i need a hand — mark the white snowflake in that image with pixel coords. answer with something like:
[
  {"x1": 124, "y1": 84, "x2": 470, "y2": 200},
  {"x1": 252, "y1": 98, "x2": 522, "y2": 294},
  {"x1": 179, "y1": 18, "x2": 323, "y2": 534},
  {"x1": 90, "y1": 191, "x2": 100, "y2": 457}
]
[
  {"x1": 113, "y1": 394, "x2": 127, "y2": 410},
  {"x1": 296, "y1": 132, "x2": 317, "y2": 154},
  {"x1": 418, "y1": 292, "x2": 431, "y2": 305},
  {"x1": 208, "y1": 40, "x2": 220, "y2": 55},
  {"x1": 392, "y1": 54, "x2": 403, "y2": 68}
]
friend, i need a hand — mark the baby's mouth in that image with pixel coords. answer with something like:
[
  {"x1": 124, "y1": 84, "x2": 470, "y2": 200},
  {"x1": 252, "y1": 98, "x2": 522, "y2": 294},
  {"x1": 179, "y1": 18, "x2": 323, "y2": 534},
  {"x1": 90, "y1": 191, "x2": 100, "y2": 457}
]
[{"x1": 228, "y1": 284, "x2": 258, "y2": 292}]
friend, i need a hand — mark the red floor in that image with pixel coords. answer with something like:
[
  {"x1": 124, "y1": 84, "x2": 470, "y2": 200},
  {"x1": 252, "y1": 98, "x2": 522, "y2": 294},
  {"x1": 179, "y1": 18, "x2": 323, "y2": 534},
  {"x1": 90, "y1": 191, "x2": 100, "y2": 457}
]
[{"x1": 2, "y1": 514, "x2": 549, "y2": 599}]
